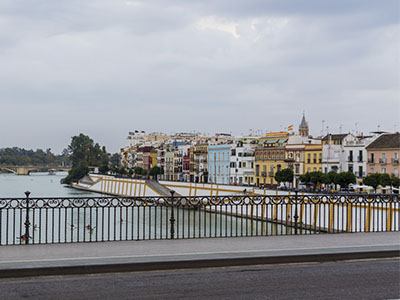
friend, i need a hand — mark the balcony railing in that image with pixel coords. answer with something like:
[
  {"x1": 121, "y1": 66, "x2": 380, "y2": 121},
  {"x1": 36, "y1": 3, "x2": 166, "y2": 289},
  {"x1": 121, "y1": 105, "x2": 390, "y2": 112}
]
[
  {"x1": 354, "y1": 171, "x2": 366, "y2": 177},
  {"x1": 392, "y1": 158, "x2": 399, "y2": 164},
  {"x1": 368, "y1": 159, "x2": 374, "y2": 164},
  {"x1": 0, "y1": 193, "x2": 398, "y2": 245},
  {"x1": 379, "y1": 158, "x2": 387, "y2": 164}
]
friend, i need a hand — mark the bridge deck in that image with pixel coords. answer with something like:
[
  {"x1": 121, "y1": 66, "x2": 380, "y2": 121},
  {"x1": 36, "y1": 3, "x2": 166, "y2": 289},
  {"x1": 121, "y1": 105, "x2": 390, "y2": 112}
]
[{"x1": 0, "y1": 232, "x2": 398, "y2": 277}]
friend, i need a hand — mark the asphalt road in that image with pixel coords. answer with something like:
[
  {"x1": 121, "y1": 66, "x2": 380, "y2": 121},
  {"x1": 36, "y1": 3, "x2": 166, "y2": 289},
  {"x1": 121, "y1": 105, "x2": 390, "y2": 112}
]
[{"x1": 0, "y1": 259, "x2": 399, "y2": 300}]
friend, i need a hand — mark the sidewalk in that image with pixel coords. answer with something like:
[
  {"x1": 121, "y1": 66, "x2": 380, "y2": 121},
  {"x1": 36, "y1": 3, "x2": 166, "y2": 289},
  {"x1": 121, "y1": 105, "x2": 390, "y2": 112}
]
[{"x1": 1, "y1": 232, "x2": 399, "y2": 278}]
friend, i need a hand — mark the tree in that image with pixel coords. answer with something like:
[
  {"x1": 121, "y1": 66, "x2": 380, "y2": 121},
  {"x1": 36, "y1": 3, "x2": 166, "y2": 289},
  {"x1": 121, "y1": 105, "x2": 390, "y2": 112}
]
[
  {"x1": 63, "y1": 134, "x2": 110, "y2": 184},
  {"x1": 62, "y1": 162, "x2": 89, "y2": 184},
  {"x1": 379, "y1": 173, "x2": 391, "y2": 187},
  {"x1": 274, "y1": 170, "x2": 285, "y2": 185},
  {"x1": 150, "y1": 166, "x2": 164, "y2": 179},
  {"x1": 299, "y1": 173, "x2": 310, "y2": 184},
  {"x1": 110, "y1": 153, "x2": 121, "y2": 169},
  {"x1": 99, "y1": 164, "x2": 109, "y2": 174},
  {"x1": 309, "y1": 171, "x2": 325, "y2": 186},
  {"x1": 134, "y1": 167, "x2": 144, "y2": 177},
  {"x1": 363, "y1": 173, "x2": 381, "y2": 191},
  {"x1": 275, "y1": 168, "x2": 294, "y2": 188},
  {"x1": 391, "y1": 175, "x2": 400, "y2": 188},
  {"x1": 68, "y1": 134, "x2": 95, "y2": 167},
  {"x1": 341, "y1": 172, "x2": 356, "y2": 189}
]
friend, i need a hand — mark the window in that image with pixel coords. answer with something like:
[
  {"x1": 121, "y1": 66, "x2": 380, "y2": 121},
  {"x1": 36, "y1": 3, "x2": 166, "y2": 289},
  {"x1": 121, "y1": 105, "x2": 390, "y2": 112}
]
[
  {"x1": 319, "y1": 153, "x2": 322, "y2": 163},
  {"x1": 307, "y1": 154, "x2": 311, "y2": 163},
  {"x1": 313, "y1": 154, "x2": 317, "y2": 163},
  {"x1": 308, "y1": 167, "x2": 311, "y2": 172},
  {"x1": 370, "y1": 167, "x2": 374, "y2": 173},
  {"x1": 256, "y1": 165, "x2": 260, "y2": 176},
  {"x1": 242, "y1": 162, "x2": 246, "y2": 168},
  {"x1": 394, "y1": 168, "x2": 398, "y2": 177},
  {"x1": 295, "y1": 165, "x2": 299, "y2": 174},
  {"x1": 222, "y1": 153, "x2": 225, "y2": 161},
  {"x1": 381, "y1": 168, "x2": 386, "y2": 174}
]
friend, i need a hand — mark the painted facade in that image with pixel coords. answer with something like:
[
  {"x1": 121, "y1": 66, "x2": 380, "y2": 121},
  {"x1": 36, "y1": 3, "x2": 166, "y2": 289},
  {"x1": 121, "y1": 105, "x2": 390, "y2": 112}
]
[
  {"x1": 230, "y1": 143, "x2": 255, "y2": 185},
  {"x1": 254, "y1": 132, "x2": 289, "y2": 186},
  {"x1": 367, "y1": 133, "x2": 400, "y2": 177},
  {"x1": 208, "y1": 144, "x2": 231, "y2": 185}
]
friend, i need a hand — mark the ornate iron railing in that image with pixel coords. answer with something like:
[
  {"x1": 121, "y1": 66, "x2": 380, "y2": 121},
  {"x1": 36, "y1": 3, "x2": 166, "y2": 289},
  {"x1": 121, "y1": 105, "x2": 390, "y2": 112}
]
[{"x1": 0, "y1": 192, "x2": 398, "y2": 245}]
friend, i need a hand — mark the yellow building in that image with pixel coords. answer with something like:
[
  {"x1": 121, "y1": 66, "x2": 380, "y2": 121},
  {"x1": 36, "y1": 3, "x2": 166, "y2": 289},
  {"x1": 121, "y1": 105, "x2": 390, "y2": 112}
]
[
  {"x1": 254, "y1": 132, "x2": 289, "y2": 186},
  {"x1": 304, "y1": 144, "x2": 323, "y2": 173}
]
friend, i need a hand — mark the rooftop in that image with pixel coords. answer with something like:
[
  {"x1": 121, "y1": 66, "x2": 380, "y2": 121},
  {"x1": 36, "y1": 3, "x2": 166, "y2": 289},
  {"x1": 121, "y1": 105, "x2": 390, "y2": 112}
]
[{"x1": 366, "y1": 133, "x2": 400, "y2": 150}]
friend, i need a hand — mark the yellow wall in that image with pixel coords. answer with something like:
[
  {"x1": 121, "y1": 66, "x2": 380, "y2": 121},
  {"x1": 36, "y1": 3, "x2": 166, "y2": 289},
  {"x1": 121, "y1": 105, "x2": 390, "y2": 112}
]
[
  {"x1": 150, "y1": 152, "x2": 157, "y2": 167},
  {"x1": 254, "y1": 132, "x2": 289, "y2": 186},
  {"x1": 304, "y1": 144, "x2": 322, "y2": 173}
]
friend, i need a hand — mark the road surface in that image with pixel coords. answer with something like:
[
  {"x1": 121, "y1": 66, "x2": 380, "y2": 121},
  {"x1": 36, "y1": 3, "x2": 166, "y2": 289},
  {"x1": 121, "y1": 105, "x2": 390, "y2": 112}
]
[{"x1": 0, "y1": 258, "x2": 398, "y2": 299}]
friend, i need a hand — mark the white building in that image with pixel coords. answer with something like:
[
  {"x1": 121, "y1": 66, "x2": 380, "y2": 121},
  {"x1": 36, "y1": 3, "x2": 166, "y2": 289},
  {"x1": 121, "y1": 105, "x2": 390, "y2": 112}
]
[
  {"x1": 322, "y1": 134, "x2": 348, "y2": 173},
  {"x1": 126, "y1": 131, "x2": 146, "y2": 148},
  {"x1": 230, "y1": 143, "x2": 255, "y2": 186},
  {"x1": 342, "y1": 134, "x2": 376, "y2": 179}
]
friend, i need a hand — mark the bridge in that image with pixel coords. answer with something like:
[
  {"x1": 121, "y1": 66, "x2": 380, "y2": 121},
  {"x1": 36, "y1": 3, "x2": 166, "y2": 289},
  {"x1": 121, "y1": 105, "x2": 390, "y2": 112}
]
[{"x1": 0, "y1": 165, "x2": 71, "y2": 175}]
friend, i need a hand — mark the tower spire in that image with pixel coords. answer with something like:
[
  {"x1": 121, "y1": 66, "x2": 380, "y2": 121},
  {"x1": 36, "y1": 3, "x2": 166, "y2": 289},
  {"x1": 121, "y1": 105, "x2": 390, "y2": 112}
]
[{"x1": 299, "y1": 113, "x2": 309, "y2": 137}]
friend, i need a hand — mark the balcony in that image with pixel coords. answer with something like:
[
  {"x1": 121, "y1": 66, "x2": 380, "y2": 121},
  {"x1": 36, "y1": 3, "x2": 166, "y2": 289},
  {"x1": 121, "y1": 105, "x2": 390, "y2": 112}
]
[
  {"x1": 357, "y1": 156, "x2": 363, "y2": 162},
  {"x1": 368, "y1": 158, "x2": 374, "y2": 164},
  {"x1": 354, "y1": 171, "x2": 366, "y2": 177},
  {"x1": 347, "y1": 156, "x2": 353, "y2": 162},
  {"x1": 379, "y1": 158, "x2": 387, "y2": 164},
  {"x1": 268, "y1": 172, "x2": 274, "y2": 177},
  {"x1": 261, "y1": 172, "x2": 267, "y2": 177},
  {"x1": 392, "y1": 158, "x2": 399, "y2": 164}
]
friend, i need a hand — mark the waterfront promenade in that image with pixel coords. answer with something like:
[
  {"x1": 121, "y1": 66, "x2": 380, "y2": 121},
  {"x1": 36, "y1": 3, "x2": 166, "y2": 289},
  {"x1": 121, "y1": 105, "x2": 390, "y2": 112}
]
[{"x1": 1, "y1": 232, "x2": 398, "y2": 278}]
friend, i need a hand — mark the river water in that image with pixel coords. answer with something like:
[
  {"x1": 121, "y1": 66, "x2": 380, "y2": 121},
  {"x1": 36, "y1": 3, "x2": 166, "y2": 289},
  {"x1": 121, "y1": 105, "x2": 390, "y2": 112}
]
[
  {"x1": 0, "y1": 172, "x2": 98, "y2": 198},
  {"x1": 0, "y1": 172, "x2": 292, "y2": 245}
]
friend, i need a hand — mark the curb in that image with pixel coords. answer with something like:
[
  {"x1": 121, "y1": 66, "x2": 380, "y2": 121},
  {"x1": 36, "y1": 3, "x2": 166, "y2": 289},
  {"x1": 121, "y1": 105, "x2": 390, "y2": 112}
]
[{"x1": 1, "y1": 250, "x2": 399, "y2": 279}]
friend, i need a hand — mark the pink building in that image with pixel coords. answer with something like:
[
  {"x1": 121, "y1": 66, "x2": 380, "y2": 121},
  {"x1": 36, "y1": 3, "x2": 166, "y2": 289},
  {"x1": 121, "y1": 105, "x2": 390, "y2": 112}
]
[{"x1": 366, "y1": 133, "x2": 400, "y2": 177}]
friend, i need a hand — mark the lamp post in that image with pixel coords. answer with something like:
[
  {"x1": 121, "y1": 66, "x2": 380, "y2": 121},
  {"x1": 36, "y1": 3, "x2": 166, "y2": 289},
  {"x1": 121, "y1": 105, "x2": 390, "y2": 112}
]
[
  {"x1": 293, "y1": 190, "x2": 299, "y2": 235},
  {"x1": 24, "y1": 191, "x2": 31, "y2": 245},
  {"x1": 169, "y1": 190, "x2": 175, "y2": 239}
]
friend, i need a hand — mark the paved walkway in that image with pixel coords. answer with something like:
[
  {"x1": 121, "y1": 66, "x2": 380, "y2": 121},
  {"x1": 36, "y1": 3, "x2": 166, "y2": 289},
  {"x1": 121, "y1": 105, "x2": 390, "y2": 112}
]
[{"x1": 0, "y1": 232, "x2": 399, "y2": 278}]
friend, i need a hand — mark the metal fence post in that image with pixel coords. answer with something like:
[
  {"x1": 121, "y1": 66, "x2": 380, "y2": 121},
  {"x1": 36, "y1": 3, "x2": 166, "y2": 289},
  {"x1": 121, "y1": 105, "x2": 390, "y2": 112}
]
[
  {"x1": 294, "y1": 190, "x2": 299, "y2": 235},
  {"x1": 24, "y1": 191, "x2": 31, "y2": 245},
  {"x1": 169, "y1": 190, "x2": 175, "y2": 240}
]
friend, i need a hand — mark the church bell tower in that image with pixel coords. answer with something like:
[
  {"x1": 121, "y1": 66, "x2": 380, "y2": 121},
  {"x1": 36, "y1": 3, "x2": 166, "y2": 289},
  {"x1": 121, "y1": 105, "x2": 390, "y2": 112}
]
[{"x1": 299, "y1": 113, "x2": 309, "y2": 137}]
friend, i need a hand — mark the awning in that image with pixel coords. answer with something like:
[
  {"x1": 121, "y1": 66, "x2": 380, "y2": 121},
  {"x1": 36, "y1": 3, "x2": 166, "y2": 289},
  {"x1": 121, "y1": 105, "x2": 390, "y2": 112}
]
[{"x1": 266, "y1": 139, "x2": 277, "y2": 144}]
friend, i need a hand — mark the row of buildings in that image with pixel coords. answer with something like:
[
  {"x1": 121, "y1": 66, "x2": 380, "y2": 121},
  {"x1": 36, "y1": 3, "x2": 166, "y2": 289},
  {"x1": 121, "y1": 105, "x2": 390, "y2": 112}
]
[{"x1": 120, "y1": 116, "x2": 400, "y2": 187}]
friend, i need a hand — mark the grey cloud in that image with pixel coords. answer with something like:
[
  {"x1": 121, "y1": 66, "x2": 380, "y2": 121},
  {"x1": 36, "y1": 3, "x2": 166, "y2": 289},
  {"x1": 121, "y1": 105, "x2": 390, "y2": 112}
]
[{"x1": 0, "y1": 0, "x2": 398, "y2": 153}]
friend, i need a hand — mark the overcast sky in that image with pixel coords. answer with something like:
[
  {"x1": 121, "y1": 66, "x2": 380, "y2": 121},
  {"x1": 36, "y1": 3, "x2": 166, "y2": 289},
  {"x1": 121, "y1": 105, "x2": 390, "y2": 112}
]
[{"x1": 0, "y1": 0, "x2": 399, "y2": 153}]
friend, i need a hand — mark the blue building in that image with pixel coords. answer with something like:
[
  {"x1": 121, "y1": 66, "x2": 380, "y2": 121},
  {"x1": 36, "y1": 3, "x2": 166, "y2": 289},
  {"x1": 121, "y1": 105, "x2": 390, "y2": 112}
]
[{"x1": 208, "y1": 144, "x2": 231, "y2": 184}]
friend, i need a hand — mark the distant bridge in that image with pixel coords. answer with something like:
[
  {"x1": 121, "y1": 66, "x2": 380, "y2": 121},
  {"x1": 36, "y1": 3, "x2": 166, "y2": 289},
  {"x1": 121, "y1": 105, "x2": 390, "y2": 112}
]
[{"x1": 0, "y1": 165, "x2": 71, "y2": 175}]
